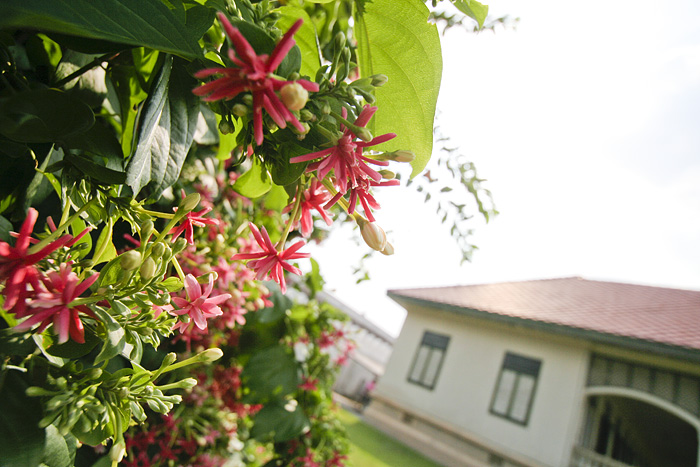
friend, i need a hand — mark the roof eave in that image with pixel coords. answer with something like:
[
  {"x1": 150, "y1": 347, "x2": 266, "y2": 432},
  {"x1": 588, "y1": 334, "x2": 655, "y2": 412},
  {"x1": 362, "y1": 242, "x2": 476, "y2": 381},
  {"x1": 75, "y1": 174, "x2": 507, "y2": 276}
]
[{"x1": 388, "y1": 292, "x2": 700, "y2": 365}]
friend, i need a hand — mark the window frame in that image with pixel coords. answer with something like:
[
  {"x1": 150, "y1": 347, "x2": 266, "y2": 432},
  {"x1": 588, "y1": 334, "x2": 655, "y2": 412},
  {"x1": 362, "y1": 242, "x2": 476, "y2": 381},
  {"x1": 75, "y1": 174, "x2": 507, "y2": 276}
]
[
  {"x1": 406, "y1": 330, "x2": 450, "y2": 390},
  {"x1": 489, "y1": 352, "x2": 542, "y2": 426}
]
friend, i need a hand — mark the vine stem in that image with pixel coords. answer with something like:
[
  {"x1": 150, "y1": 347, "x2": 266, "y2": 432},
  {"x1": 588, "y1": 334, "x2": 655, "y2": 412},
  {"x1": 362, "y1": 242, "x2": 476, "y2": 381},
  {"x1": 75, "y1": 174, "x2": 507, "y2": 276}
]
[
  {"x1": 53, "y1": 52, "x2": 119, "y2": 88},
  {"x1": 276, "y1": 181, "x2": 305, "y2": 251}
]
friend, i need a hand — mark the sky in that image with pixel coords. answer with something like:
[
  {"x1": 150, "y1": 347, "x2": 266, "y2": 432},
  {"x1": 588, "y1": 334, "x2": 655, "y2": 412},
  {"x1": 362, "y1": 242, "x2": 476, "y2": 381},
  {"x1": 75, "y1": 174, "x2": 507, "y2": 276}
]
[{"x1": 307, "y1": 0, "x2": 700, "y2": 336}]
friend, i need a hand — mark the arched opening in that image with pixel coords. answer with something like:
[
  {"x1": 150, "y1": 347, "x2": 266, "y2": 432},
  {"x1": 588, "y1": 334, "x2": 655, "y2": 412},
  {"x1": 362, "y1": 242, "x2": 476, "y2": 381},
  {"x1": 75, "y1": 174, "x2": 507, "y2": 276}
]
[{"x1": 579, "y1": 394, "x2": 698, "y2": 467}]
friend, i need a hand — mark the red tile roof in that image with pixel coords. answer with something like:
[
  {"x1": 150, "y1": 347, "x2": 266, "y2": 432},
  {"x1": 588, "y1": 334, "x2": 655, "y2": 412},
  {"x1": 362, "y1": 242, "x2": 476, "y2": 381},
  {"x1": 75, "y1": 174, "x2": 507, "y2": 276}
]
[{"x1": 388, "y1": 277, "x2": 700, "y2": 353}]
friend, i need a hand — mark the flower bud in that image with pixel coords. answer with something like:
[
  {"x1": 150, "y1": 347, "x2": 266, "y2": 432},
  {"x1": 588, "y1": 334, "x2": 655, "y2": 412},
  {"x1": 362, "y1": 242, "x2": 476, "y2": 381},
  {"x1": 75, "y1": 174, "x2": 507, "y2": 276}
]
[
  {"x1": 381, "y1": 242, "x2": 395, "y2": 256},
  {"x1": 280, "y1": 82, "x2": 310, "y2": 111},
  {"x1": 360, "y1": 221, "x2": 387, "y2": 252},
  {"x1": 179, "y1": 193, "x2": 201, "y2": 213},
  {"x1": 110, "y1": 441, "x2": 126, "y2": 463},
  {"x1": 370, "y1": 74, "x2": 389, "y2": 87},
  {"x1": 119, "y1": 250, "x2": 142, "y2": 271},
  {"x1": 353, "y1": 126, "x2": 373, "y2": 143},
  {"x1": 162, "y1": 352, "x2": 177, "y2": 368},
  {"x1": 140, "y1": 257, "x2": 157, "y2": 281},
  {"x1": 231, "y1": 104, "x2": 248, "y2": 117},
  {"x1": 140, "y1": 219, "x2": 154, "y2": 242},
  {"x1": 173, "y1": 238, "x2": 188, "y2": 254},
  {"x1": 150, "y1": 242, "x2": 166, "y2": 258},
  {"x1": 292, "y1": 121, "x2": 310, "y2": 135},
  {"x1": 299, "y1": 109, "x2": 315, "y2": 121},
  {"x1": 242, "y1": 94, "x2": 253, "y2": 106},
  {"x1": 289, "y1": 72, "x2": 300, "y2": 81},
  {"x1": 392, "y1": 150, "x2": 415, "y2": 163},
  {"x1": 334, "y1": 31, "x2": 346, "y2": 50},
  {"x1": 378, "y1": 170, "x2": 396, "y2": 180},
  {"x1": 178, "y1": 378, "x2": 198, "y2": 389},
  {"x1": 321, "y1": 100, "x2": 331, "y2": 115},
  {"x1": 219, "y1": 118, "x2": 236, "y2": 134},
  {"x1": 198, "y1": 348, "x2": 224, "y2": 363}
]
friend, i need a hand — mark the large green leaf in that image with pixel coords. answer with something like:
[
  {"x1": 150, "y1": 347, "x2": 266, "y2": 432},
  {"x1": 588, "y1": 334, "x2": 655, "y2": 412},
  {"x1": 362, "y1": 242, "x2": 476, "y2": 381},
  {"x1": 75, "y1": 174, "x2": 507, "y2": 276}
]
[
  {"x1": 452, "y1": 0, "x2": 489, "y2": 29},
  {"x1": 355, "y1": 0, "x2": 442, "y2": 177},
  {"x1": 233, "y1": 160, "x2": 272, "y2": 199},
  {"x1": 126, "y1": 56, "x2": 198, "y2": 198},
  {"x1": 277, "y1": 7, "x2": 321, "y2": 79},
  {"x1": 0, "y1": 372, "x2": 46, "y2": 467},
  {"x1": 250, "y1": 402, "x2": 310, "y2": 442},
  {"x1": 0, "y1": 0, "x2": 204, "y2": 59},
  {"x1": 0, "y1": 89, "x2": 94, "y2": 144},
  {"x1": 241, "y1": 345, "x2": 299, "y2": 403}
]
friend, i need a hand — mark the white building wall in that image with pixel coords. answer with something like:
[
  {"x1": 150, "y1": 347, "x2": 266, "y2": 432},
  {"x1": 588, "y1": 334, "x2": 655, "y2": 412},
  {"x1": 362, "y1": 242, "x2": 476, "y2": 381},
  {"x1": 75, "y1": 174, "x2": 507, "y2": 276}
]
[{"x1": 374, "y1": 304, "x2": 591, "y2": 466}]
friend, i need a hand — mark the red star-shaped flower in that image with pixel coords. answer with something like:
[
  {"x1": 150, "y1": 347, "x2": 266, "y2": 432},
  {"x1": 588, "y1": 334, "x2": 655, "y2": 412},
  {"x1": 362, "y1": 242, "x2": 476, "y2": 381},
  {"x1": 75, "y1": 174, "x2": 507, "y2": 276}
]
[
  {"x1": 193, "y1": 12, "x2": 319, "y2": 146},
  {"x1": 231, "y1": 223, "x2": 309, "y2": 293}
]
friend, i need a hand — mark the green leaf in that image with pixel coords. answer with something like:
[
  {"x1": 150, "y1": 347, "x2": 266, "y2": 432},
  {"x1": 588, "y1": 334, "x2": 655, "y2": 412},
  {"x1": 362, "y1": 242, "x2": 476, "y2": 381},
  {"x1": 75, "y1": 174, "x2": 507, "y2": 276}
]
[
  {"x1": 250, "y1": 402, "x2": 310, "y2": 442},
  {"x1": 126, "y1": 56, "x2": 199, "y2": 199},
  {"x1": 277, "y1": 7, "x2": 321, "y2": 78},
  {"x1": 452, "y1": 0, "x2": 489, "y2": 29},
  {"x1": 93, "y1": 306, "x2": 126, "y2": 364},
  {"x1": 160, "y1": 276, "x2": 183, "y2": 292},
  {"x1": 269, "y1": 142, "x2": 309, "y2": 186},
  {"x1": 69, "y1": 216, "x2": 91, "y2": 261},
  {"x1": 63, "y1": 121, "x2": 124, "y2": 163},
  {"x1": 0, "y1": 372, "x2": 46, "y2": 467},
  {"x1": 0, "y1": 88, "x2": 95, "y2": 143},
  {"x1": 64, "y1": 153, "x2": 127, "y2": 185},
  {"x1": 0, "y1": 0, "x2": 204, "y2": 59},
  {"x1": 41, "y1": 425, "x2": 75, "y2": 467},
  {"x1": 232, "y1": 159, "x2": 272, "y2": 198},
  {"x1": 263, "y1": 183, "x2": 290, "y2": 212},
  {"x1": 46, "y1": 328, "x2": 100, "y2": 359},
  {"x1": 92, "y1": 218, "x2": 117, "y2": 265},
  {"x1": 0, "y1": 215, "x2": 12, "y2": 242},
  {"x1": 241, "y1": 345, "x2": 299, "y2": 403},
  {"x1": 355, "y1": 0, "x2": 442, "y2": 177}
]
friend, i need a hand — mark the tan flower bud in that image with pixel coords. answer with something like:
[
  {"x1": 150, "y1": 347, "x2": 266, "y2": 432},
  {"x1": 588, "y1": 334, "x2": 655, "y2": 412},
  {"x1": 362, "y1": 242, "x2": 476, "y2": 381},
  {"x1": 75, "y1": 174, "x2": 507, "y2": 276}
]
[
  {"x1": 360, "y1": 221, "x2": 387, "y2": 252},
  {"x1": 110, "y1": 441, "x2": 126, "y2": 462},
  {"x1": 392, "y1": 150, "x2": 415, "y2": 163},
  {"x1": 354, "y1": 126, "x2": 373, "y2": 143},
  {"x1": 381, "y1": 242, "x2": 395, "y2": 256},
  {"x1": 280, "y1": 82, "x2": 309, "y2": 111},
  {"x1": 370, "y1": 74, "x2": 389, "y2": 87},
  {"x1": 378, "y1": 170, "x2": 396, "y2": 180}
]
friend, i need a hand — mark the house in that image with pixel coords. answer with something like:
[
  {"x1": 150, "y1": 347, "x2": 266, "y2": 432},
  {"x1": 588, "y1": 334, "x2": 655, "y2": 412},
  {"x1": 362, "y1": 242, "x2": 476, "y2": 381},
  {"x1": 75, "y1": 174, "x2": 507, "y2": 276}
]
[
  {"x1": 364, "y1": 277, "x2": 700, "y2": 467},
  {"x1": 317, "y1": 290, "x2": 395, "y2": 402}
]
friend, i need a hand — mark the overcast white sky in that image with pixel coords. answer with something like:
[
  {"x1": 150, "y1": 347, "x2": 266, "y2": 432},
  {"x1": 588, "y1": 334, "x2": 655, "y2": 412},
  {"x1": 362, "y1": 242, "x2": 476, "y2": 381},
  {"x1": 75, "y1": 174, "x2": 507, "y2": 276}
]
[{"x1": 308, "y1": 0, "x2": 700, "y2": 336}]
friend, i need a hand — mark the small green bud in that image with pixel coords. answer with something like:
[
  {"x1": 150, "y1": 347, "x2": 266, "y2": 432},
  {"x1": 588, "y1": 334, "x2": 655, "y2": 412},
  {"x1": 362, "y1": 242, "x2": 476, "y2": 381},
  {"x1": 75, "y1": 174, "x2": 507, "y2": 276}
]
[
  {"x1": 110, "y1": 441, "x2": 126, "y2": 463},
  {"x1": 242, "y1": 94, "x2": 253, "y2": 106},
  {"x1": 173, "y1": 237, "x2": 188, "y2": 254},
  {"x1": 140, "y1": 257, "x2": 157, "y2": 281},
  {"x1": 289, "y1": 72, "x2": 300, "y2": 81},
  {"x1": 321, "y1": 100, "x2": 331, "y2": 115},
  {"x1": 334, "y1": 31, "x2": 346, "y2": 50},
  {"x1": 162, "y1": 352, "x2": 177, "y2": 368},
  {"x1": 292, "y1": 121, "x2": 310, "y2": 136},
  {"x1": 219, "y1": 118, "x2": 236, "y2": 134},
  {"x1": 178, "y1": 378, "x2": 198, "y2": 389},
  {"x1": 231, "y1": 104, "x2": 248, "y2": 117},
  {"x1": 140, "y1": 219, "x2": 154, "y2": 242},
  {"x1": 299, "y1": 109, "x2": 315, "y2": 121},
  {"x1": 378, "y1": 170, "x2": 396, "y2": 180},
  {"x1": 151, "y1": 242, "x2": 166, "y2": 258},
  {"x1": 179, "y1": 193, "x2": 200, "y2": 213},
  {"x1": 120, "y1": 250, "x2": 141, "y2": 271},
  {"x1": 198, "y1": 348, "x2": 224, "y2": 363},
  {"x1": 370, "y1": 74, "x2": 389, "y2": 87}
]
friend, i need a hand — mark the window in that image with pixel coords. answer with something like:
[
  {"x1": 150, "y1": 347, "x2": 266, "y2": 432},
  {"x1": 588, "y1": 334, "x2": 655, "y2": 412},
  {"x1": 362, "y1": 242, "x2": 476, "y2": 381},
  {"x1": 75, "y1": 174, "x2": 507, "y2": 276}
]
[
  {"x1": 407, "y1": 331, "x2": 450, "y2": 390},
  {"x1": 489, "y1": 352, "x2": 542, "y2": 425}
]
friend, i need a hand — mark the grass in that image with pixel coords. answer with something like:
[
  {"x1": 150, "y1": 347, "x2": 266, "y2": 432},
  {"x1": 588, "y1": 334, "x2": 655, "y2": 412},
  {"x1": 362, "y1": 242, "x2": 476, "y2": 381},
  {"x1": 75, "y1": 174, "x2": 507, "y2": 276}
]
[{"x1": 337, "y1": 409, "x2": 444, "y2": 467}]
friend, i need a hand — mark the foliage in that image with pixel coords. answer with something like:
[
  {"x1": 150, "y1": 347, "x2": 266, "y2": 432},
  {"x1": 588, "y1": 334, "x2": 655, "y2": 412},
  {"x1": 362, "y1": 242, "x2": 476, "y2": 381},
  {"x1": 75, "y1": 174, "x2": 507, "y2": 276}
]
[{"x1": 0, "y1": 0, "x2": 489, "y2": 466}]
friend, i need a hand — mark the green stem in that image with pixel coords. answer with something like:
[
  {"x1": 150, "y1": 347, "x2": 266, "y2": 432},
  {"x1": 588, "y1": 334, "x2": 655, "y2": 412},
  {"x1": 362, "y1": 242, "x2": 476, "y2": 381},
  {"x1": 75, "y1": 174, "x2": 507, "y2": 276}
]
[
  {"x1": 53, "y1": 52, "x2": 118, "y2": 88},
  {"x1": 29, "y1": 198, "x2": 98, "y2": 253},
  {"x1": 276, "y1": 181, "x2": 304, "y2": 251},
  {"x1": 171, "y1": 257, "x2": 186, "y2": 282}
]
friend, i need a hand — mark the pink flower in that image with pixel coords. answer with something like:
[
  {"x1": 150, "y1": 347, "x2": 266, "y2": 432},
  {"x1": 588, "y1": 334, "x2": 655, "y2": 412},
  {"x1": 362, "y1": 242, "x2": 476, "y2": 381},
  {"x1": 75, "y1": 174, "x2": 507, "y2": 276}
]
[
  {"x1": 231, "y1": 223, "x2": 309, "y2": 293},
  {"x1": 0, "y1": 208, "x2": 73, "y2": 313},
  {"x1": 289, "y1": 105, "x2": 395, "y2": 194},
  {"x1": 193, "y1": 13, "x2": 319, "y2": 146},
  {"x1": 170, "y1": 192, "x2": 219, "y2": 245},
  {"x1": 299, "y1": 376, "x2": 318, "y2": 391},
  {"x1": 284, "y1": 179, "x2": 333, "y2": 237},
  {"x1": 326, "y1": 178, "x2": 399, "y2": 222},
  {"x1": 170, "y1": 274, "x2": 231, "y2": 332},
  {"x1": 14, "y1": 263, "x2": 98, "y2": 344}
]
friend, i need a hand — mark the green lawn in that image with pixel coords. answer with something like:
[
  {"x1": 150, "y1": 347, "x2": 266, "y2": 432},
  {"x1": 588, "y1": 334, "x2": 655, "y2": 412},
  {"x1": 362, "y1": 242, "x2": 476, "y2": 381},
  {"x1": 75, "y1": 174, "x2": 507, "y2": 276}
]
[{"x1": 338, "y1": 409, "x2": 444, "y2": 467}]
